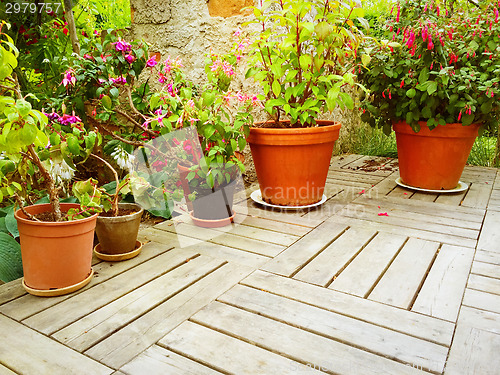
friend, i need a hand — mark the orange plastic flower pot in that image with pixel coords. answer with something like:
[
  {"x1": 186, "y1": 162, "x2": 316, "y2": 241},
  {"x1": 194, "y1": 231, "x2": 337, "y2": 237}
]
[
  {"x1": 15, "y1": 203, "x2": 97, "y2": 295},
  {"x1": 248, "y1": 120, "x2": 341, "y2": 206},
  {"x1": 394, "y1": 121, "x2": 480, "y2": 190}
]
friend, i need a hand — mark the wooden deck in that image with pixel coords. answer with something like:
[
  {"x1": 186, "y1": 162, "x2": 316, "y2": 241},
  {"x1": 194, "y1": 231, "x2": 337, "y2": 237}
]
[{"x1": 1, "y1": 154, "x2": 499, "y2": 374}]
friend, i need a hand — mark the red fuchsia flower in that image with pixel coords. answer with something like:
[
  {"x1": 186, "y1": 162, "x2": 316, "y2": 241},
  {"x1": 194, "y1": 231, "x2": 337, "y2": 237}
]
[
  {"x1": 63, "y1": 27, "x2": 69, "y2": 35},
  {"x1": 400, "y1": 79, "x2": 405, "y2": 88},
  {"x1": 125, "y1": 54, "x2": 136, "y2": 63},
  {"x1": 495, "y1": 8, "x2": 499, "y2": 23},
  {"x1": 61, "y1": 69, "x2": 76, "y2": 87},
  {"x1": 427, "y1": 38, "x2": 434, "y2": 50},
  {"x1": 188, "y1": 118, "x2": 199, "y2": 126},
  {"x1": 83, "y1": 53, "x2": 93, "y2": 59},
  {"x1": 58, "y1": 113, "x2": 82, "y2": 126},
  {"x1": 91, "y1": 108, "x2": 97, "y2": 117},
  {"x1": 396, "y1": 5, "x2": 400, "y2": 23},
  {"x1": 146, "y1": 56, "x2": 158, "y2": 67}
]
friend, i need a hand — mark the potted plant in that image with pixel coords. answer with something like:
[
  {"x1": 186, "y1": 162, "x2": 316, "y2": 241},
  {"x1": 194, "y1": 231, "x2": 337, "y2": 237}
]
[
  {"x1": 71, "y1": 154, "x2": 144, "y2": 262},
  {"x1": 359, "y1": 0, "x2": 500, "y2": 190},
  {"x1": 244, "y1": 0, "x2": 370, "y2": 206},
  {"x1": 136, "y1": 37, "x2": 256, "y2": 227},
  {"x1": 0, "y1": 23, "x2": 100, "y2": 296}
]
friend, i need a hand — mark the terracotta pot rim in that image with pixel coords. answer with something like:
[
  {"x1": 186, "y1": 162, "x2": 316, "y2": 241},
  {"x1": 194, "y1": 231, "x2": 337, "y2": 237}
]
[
  {"x1": 393, "y1": 121, "x2": 480, "y2": 138},
  {"x1": 14, "y1": 203, "x2": 98, "y2": 226},
  {"x1": 251, "y1": 120, "x2": 341, "y2": 134}
]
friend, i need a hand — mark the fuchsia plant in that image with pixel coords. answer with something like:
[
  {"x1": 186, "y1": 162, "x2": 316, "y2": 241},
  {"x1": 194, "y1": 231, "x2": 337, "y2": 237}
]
[{"x1": 360, "y1": 0, "x2": 500, "y2": 134}]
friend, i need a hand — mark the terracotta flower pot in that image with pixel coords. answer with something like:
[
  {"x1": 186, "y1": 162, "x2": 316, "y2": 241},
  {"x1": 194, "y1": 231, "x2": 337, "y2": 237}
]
[
  {"x1": 247, "y1": 120, "x2": 341, "y2": 206},
  {"x1": 95, "y1": 203, "x2": 143, "y2": 256},
  {"x1": 190, "y1": 180, "x2": 237, "y2": 222},
  {"x1": 394, "y1": 121, "x2": 480, "y2": 190},
  {"x1": 15, "y1": 203, "x2": 97, "y2": 296}
]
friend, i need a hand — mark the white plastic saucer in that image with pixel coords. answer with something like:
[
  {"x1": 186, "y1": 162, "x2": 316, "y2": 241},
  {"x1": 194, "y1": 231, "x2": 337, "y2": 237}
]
[
  {"x1": 250, "y1": 189, "x2": 327, "y2": 209},
  {"x1": 395, "y1": 177, "x2": 469, "y2": 193}
]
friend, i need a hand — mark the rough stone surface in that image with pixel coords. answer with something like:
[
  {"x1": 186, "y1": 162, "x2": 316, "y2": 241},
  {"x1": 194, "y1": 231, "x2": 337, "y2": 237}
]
[{"x1": 131, "y1": 0, "x2": 172, "y2": 24}]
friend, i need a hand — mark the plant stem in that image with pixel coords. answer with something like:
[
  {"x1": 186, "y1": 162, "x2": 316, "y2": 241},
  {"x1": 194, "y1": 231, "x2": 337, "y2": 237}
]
[
  {"x1": 90, "y1": 153, "x2": 120, "y2": 216},
  {"x1": 14, "y1": 194, "x2": 41, "y2": 221},
  {"x1": 63, "y1": 0, "x2": 81, "y2": 54}
]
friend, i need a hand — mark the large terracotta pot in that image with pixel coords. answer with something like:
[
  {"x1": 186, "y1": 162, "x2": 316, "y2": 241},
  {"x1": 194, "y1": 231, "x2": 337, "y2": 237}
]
[
  {"x1": 15, "y1": 203, "x2": 97, "y2": 296},
  {"x1": 394, "y1": 121, "x2": 480, "y2": 190},
  {"x1": 247, "y1": 120, "x2": 341, "y2": 206},
  {"x1": 95, "y1": 203, "x2": 143, "y2": 255}
]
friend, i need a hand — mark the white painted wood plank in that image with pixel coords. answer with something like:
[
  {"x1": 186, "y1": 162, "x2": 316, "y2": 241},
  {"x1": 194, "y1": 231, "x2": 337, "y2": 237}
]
[
  {"x1": 294, "y1": 226, "x2": 377, "y2": 286},
  {"x1": 366, "y1": 172, "x2": 399, "y2": 196},
  {"x1": 161, "y1": 321, "x2": 324, "y2": 374},
  {"x1": 462, "y1": 288, "x2": 500, "y2": 314},
  {"x1": 468, "y1": 274, "x2": 500, "y2": 296},
  {"x1": 0, "y1": 364, "x2": 16, "y2": 375},
  {"x1": 329, "y1": 233, "x2": 407, "y2": 297},
  {"x1": 410, "y1": 191, "x2": 437, "y2": 202},
  {"x1": 85, "y1": 262, "x2": 252, "y2": 369},
  {"x1": 0, "y1": 279, "x2": 26, "y2": 306},
  {"x1": 157, "y1": 222, "x2": 286, "y2": 257},
  {"x1": 477, "y1": 210, "x2": 500, "y2": 252},
  {"x1": 0, "y1": 241, "x2": 176, "y2": 321},
  {"x1": 326, "y1": 170, "x2": 384, "y2": 184},
  {"x1": 0, "y1": 314, "x2": 112, "y2": 375},
  {"x1": 387, "y1": 185, "x2": 413, "y2": 199},
  {"x1": 354, "y1": 196, "x2": 483, "y2": 230},
  {"x1": 434, "y1": 189, "x2": 468, "y2": 206},
  {"x1": 217, "y1": 286, "x2": 447, "y2": 373},
  {"x1": 261, "y1": 221, "x2": 348, "y2": 277},
  {"x1": 331, "y1": 215, "x2": 477, "y2": 248},
  {"x1": 22, "y1": 248, "x2": 199, "y2": 335},
  {"x1": 471, "y1": 261, "x2": 500, "y2": 279},
  {"x1": 52, "y1": 256, "x2": 224, "y2": 351},
  {"x1": 119, "y1": 345, "x2": 222, "y2": 375},
  {"x1": 241, "y1": 270, "x2": 455, "y2": 346},
  {"x1": 457, "y1": 306, "x2": 500, "y2": 335},
  {"x1": 341, "y1": 203, "x2": 479, "y2": 239},
  {"x1": 233, "y1": 214, "x2": 312, "y2": 236},
  {"x1": 369, "y1": 238, "x2": 439, "y2": 309},
  {"x1": 461, "y1": 166, "x2": 498, "y2": 184},
  {"x1": 412, "y1": 244, "x2": 475, "y2": 322},
  {"x1": 462, "y1": 183, "x2": 492, "y2": 209},
  {"x1": 474, "y1": 249, "x2": 500, "y2": 265},
  {"x1": 445, "y1": 325, "x2": 500, "y2": 375},
  {"x1": 233, "y1": 204, "x2": 322, "y2": 227}
]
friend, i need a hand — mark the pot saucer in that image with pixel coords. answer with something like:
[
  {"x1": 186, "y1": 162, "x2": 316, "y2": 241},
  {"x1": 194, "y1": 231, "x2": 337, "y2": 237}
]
[
  {"x1": 250, "y1": 189, "x2": 327, "y2": 209},
  {"x1": 395, "y1": 177, "x2": 469, "y2": 193},
  {"x1": 94, "y1": 241, "x2": 142, "y2": 262},
  {"x1": 189, "y1": 211, "x2": 235, "y2": 228},
  {"x1": 22, "y1": 269, "x2": 94, "y2": 297}
]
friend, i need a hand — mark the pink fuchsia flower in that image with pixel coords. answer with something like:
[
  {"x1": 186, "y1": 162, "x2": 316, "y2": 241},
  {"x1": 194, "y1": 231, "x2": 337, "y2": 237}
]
[
  {"x1": 111, "y1": 76, "x2": 127, "y2": 85},
  {"x1": 234, "y1": 29, "x2": 242, "y2": 37},
  {"x1": 113, "y1": 39, "x2": 132, "y2": 52},
  {"x1": 125, "y1": 54, "x2": 136, "y2": 63},
  {"x1": 83, "y1": 53, "x2": 93, "y2": 59},
  {"x1": 495, "y1": 8, "x2": 499, "y2": 22},
  {"x1": 186, "y1": 100, "x2": 195, "y2": 110},
  {"x1": 188, "y1": 118, "x2": 199, "y2": 126},
  {"x1": 61, "y1": 69, "x2": 76, "y2": 87},
  {"x1": 58, "y1": 113, "x2": 82, "y2": 126},
  {"x1": 146, "y1": 56, "x2": 158, "y2": 67}
]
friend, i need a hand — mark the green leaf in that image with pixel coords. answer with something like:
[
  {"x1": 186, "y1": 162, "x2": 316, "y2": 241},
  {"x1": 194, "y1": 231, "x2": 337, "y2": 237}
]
[
  {"x1": 406, "y1": 89, "x2": 416, "y2": 98},
  {"x1": 109, "y1": 87, "x2": 119, "y2": 98},
  {"x1": 339, "y1": 92, "x2": 354, "y2": 110},
  {"x1": 238, "y1": 137, "x2": 246, "y2": 151},
  {"x1": 50, "y1": 132, "x2": 61, "y2": 146},
  {"x1": 462, "y1": 113, "x2": 474, "y2": 126},
  {"x1": 427, "y1": 81, "x2": 438, "y2": 95},
  {"x1": 66, "y1": 135, "x2": 80, "y2": 155},
  {"x1": 272, "y1": 80, "x2": 281, "y2": 97},
  {"x1": 5, "y1": 210, "x2": 18, "y2": 238},
  {"x1": 419, "y1": 68, "x2": 430, "y2": 84},
  {"x1": 0, "y1": 232, "x2": 23, "y2": 282},
  {"x1": 16, "y1": 100, "x2": 31, "y2": 117},
  {"x1": 101, "y1": 95, "x2": 112, "y2": 110}
]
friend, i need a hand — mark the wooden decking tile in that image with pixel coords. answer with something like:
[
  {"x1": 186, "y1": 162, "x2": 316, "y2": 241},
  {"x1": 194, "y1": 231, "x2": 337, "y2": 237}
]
[
  {"x1": 0, "y1": 314, "x2": 112, "y2": 375},
  {"x1": 477, "y1": 210, "x2": 500, "y2": 252},
  {"x1": 368, "y1": 238, "x2": 439, "y2": 309},
  {"x1": 216, "y1": 286, "x2": 447, "y2": 372},
  {"x1": 119, "y1": 345, "x2": 222, "y2": 375},
  {"x1": 241, "y1": 270, "x2": 455, "y2": 346},
  {"x1": 411, "y1": 244, "x2": 475, "y2": 322},
  {"x1": 84, "y1": 262, "x2": 253, "y2": 369}
]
